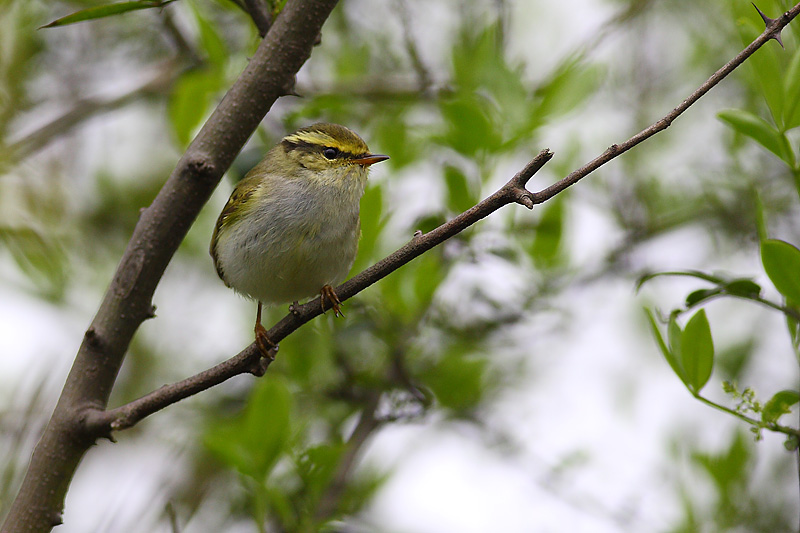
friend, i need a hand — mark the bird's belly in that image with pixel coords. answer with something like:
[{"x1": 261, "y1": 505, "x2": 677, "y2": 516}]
[{"x1": 216, "y1": 209, "x2": 360, "y2": 305}]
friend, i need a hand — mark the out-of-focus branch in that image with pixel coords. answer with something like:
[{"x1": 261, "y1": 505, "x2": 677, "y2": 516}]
[
  {"x1": 393, "y1": 0, "x2": 432, "y2": 92},
  {"x1": 244, "y1": 0, "x2": 272, "y2": 37},
  {"x1": 0, "y1": 1, "x2": 340, "y2": 531},
  {"x1": 6, "y1": 62, "x2": 179, "y2": 162},
  {"x1": 314, "y1": 393, "x2": 382, "y2": 522}
]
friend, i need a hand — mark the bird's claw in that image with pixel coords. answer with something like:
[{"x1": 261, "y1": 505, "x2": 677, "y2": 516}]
[
  {"x1": 320, "y1": 285, "x2": 344, "y2": 317},
  {"x1": 254, "y1": 323, "x2": 278, "y2": 360}
]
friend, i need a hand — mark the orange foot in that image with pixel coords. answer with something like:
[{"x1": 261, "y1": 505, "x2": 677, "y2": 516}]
[
  {"x1": 254, "y1": 302, "x2": 277, "y2": 359},
  {"x1": 254, "y1": 323, "x2": 277, "y2": 360},
  {"x1": 320, "y1": 284, "x2": 344, "y2": 317}
]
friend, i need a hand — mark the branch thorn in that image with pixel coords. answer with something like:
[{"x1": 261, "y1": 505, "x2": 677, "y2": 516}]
[{"x1": 753, "y1": 3, "x2": 784, "y2": 48}]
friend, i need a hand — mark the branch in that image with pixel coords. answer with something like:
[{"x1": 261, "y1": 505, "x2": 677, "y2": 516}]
[
  {"x1": 244, "y1": 0, "x2": 272, "y2": 37},
  {"x1": 1, "y1": 1, "x2": 340, "y2": 531},
  {"x1": 87, "y1": 150, "x2": 552, "y2": 432},
  {"x1": 85, "y1": 3, "x2": 800, "y2": 436},
  {"x1": 530, "y1": 3, "x2": 800, "y2": 205},
  {"x1": 6, "y1": 62, "x2": 179, "y2": 161},
  {"x1": 314, "y1": 393, "x2": 383, "y2": 522}
]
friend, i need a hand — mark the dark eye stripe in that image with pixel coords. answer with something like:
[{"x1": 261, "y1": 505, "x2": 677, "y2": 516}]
[{"x1": 282, "y1": 139, "x2": 363, "y2": 161}]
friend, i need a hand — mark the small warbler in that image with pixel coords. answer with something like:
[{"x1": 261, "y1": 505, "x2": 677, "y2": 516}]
[{"x1": 210, "y1": 123, "x2": 389, "y2": 355}]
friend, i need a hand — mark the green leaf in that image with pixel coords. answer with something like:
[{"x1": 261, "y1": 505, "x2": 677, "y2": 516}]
[
  {"x1": 635, "y1": 270, "x2": 725, "y2": 292},
  {"x1": 668, "y1": 313, "x2": 683, "y2": 364},
  {"x1": 722, "y1": 279, "x2": 762, "y2": 299},
  {"x1": 40, "y1": 0, "x2": 177, "y2": 28},
  {"x1": 443, "y1": 165, "x2": 475, "y2": 213},
  {"x1": 0, "y1": 226, "x2": 68, "y2": 300},
  {"x1": 685, "y1": 288, "x2": 721, "y2": 308},
  {"x1": 189, "y1": 0, "x2": 228, "y2": 66},
  {"x1": 782, "y1": 46, "x2": 800, "y2": 130},
  {"x1": 422, "y1": 350, "x2": 486, "y2": 411},
  {"x1": 645, "y1": 309, "x2": 686, "y2": 385},
  {"x1": 535, "y1": 57, "x2": 600, "y2": 124},
  {"x1": 437, "y1": 94, "x2": 500, "y2": 156},
  {"x1": 761, "y1": 239, "x2": 800, "y2": 302},
  {"x1": 351, "y1": 184, "x2": 384, "y2": 272},
  {"x1": 680, "y1": 309, "x2": 714, "y2": 393},
  {"x1": 168, "y1": 69, "x2": 222, "y2": 147},
  {"x1": 692, "y1": 431, "x2": 750, "y2": 495},
  {"x1": 204, "y1": 377, "x2": 292, "y2": 479},
  {"x1": 761, "y1": 390, "x2": 800, "y2": 424},
  {"x1": 528, "y1": 195, "x2": 565, "y2": 268},
  {"x1": 718, "y1": 109, "x2": 793, "y2": 165}
]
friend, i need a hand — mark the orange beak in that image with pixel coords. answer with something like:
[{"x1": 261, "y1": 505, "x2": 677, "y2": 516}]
[{"x1": 352, "y1": 154, "x2": 390, "y2": 166}]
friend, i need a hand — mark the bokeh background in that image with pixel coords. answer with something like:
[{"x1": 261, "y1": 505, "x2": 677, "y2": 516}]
[{"x1": 1, "y1": 0, "x2": 799, "y2": 531}]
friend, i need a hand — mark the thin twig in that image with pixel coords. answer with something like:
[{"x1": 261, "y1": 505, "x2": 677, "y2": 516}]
[
  {"x1": 86, "y1": 2, "x2": 800, "y2": 435},
  {"x1": 531, "y1": 3, "x2": 799, "y2": 205}
]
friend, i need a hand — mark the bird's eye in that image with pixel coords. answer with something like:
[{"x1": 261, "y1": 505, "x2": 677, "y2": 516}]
[{"x1": 322, "y1": 147, "x2": 338, "y2": 159}]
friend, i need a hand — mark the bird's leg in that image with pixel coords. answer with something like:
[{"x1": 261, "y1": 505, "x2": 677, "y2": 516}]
[
  {"x1": 320, "y1": 285, "x2": 344, "y2": 317},
  {"x1": 254, "y1": 301, "x2": 277, "y2": 359}
]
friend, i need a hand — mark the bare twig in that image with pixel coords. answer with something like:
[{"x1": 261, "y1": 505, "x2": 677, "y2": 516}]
[{"x1": 85, "y1": 3, "x2": 800, "y2": 436}]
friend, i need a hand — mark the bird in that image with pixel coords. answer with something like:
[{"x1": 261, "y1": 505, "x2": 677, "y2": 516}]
[{"x1": 210, "y1": 123, "x2": 389, "y2": 356}]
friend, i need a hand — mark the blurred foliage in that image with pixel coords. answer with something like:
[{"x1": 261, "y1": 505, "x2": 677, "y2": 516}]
[{"x1": 1, "y1": 0, "x2": 800, "y2": 531}]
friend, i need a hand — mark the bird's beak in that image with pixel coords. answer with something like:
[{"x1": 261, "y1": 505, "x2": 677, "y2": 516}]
[{"x1": 352, "y1": 154, "x2": 390, "y2": 166}]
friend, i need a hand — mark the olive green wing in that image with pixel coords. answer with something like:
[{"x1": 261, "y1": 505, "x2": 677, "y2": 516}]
[{"x1": 209, "y1": 176, "x2": 260, "y2": 280}]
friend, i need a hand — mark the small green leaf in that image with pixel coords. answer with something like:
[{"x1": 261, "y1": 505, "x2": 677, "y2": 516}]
[
  {"x1": 351, "y1": 184, "x2": 383, "y2": 272},
  {"x1": 761, "y1": 239, "x2": 800, "y2": 302},
  {"x1": 680, "y1": 309, "x2": 714, "y2": 393},
  {"x1": 668, "y1": 313, "x2": 683, "y2": 363},
  {"x1": 783, "y1": 47, "x2": 800, "y2": 129},
  {"x1": 204, "y1": 377, "x2": 292, "y2": 479},
  {"x1": 422, "y1": 351, "x2": 486, "y2": 411},
  {"x1": 718, "y1": 109, "x2": 793, "y2": 165},
  {"x1": 443, "y1": 165, "x2": 475, "y2": 213},
  {"x1": 685, "y1": 288, "x2": 720, "y2": 308},
  {"x1": 723, "y1": 279, "x2": 762, "y2": 299},
  {"x1": 40, "y1": 0, "x2": 176, "y2": 28},
  {"x1": 645, "y1": 309, "x2": 686, "y2": 385},
  {"x1": 535, "y1": 57, "x2": 600, "y2": 124},
  {"x1": 762, "y1": 390, "x2": 799, "y2": 424},
  {"x1": 168, "y1": 69, "x2": 222, "y2": 147},
  {"x1": 437, "y1": 94, "x2": 501, "y2": 156},
  {"x1": 190, "y1": 0, "x2": 228, "y2": 66},
  {"x1": 635, "y1": 270, "x2": 725, "y2": 292},
  {"x1": 528, "y1": 195, "x2": 565, "y2": 268}
]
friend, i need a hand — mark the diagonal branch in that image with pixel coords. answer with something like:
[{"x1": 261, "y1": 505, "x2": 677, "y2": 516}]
[{"x1": 85, "y1": 2, "x2": 800, "y2": 437}]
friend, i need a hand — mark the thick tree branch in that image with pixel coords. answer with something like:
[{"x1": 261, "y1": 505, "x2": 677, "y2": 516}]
[
  {"x1": 83, "y1": 3, "x2": 800, "y2": 437},
  {"x1": 1, "y1": 1, "x2": 339, "y2": 531}
]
